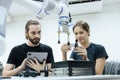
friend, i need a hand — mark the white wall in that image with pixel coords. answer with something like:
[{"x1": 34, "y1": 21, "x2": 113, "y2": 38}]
[{"x1": 0, "y1": 2, "x2": 120, "y2": 66}]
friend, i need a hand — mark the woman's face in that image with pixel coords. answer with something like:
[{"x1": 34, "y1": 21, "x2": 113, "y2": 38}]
[{"x1": 73, "y1": 26, "x2": 89, "y2": 44}]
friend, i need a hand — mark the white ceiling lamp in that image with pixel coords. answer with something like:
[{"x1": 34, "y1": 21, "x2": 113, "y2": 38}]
[{"x1": 69, "y1": 0, "x2": 103, "y2": 15}]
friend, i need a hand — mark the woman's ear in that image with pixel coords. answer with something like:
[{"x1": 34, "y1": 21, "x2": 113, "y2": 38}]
[
  {"x1": 88, "y1": 31, "x2": 90, "y2": 36},
  {"x1": 88, "y1": 33, "x2": 90, "y2": 36}
]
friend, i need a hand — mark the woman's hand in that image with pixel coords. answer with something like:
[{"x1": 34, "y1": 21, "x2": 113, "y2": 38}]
[
  {"x1": 74, "y1": 46, "x2": 88, "y2": 60},
  {"x1": 61, "y1": 44, "x2": 71, "y2": 61},
  {"x1": 61, "y1": 44, "x2": 71, "y2": 54}
]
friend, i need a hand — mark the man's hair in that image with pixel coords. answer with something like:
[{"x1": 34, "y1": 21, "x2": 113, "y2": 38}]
[{"x1": 25, "y1": 20, "x2": 40, "y2": 39}]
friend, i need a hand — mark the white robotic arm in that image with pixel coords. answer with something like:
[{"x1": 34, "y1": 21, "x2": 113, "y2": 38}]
[
  {"x1": 14, "y1": 0, "x2": 71, "y2": 44},
  {"x1": 39, "y1": 0, "x2": 71, "y2": 44},
  {"x1": 0, "y1": 0, "x2": 12, "y2": 56},
  {"x1": 0, "y1": 0, "x2": 71, "y2": 57}
]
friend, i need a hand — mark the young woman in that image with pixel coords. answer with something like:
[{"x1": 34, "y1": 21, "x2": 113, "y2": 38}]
[{"x1": 61, "y1": 20, "x2": 108, "y2": 75}]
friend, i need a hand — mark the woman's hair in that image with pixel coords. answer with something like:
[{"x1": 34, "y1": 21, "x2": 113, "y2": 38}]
[
  {"x1": 25, "y1": 20, "x2": 40, "y2": 39},
  {"x1": 72, "y1": 20, "x2": 90, "y2": 34}
]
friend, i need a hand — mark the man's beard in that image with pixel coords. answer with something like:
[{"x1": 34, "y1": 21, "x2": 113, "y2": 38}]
[{"x1": 28, "y1": 36, "x2": 40, "y2": 45}]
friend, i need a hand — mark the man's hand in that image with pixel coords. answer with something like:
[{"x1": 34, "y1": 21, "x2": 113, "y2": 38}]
[
  {"x1": 26, "y1": 58, "x2": 46, "y2": 73},
  {"x1": 19, "y1": 58, "x2": 27, "y2": 71}
]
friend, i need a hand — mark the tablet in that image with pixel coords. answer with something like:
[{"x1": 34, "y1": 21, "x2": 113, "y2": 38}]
[{"x1": 27, "y1": 52, "x2": 48, "y2": 63}]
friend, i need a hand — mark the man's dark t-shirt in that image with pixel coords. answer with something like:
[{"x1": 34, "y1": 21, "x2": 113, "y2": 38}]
[{"x1": 7, "y1": 43, "x2": 54, "y2": 68}]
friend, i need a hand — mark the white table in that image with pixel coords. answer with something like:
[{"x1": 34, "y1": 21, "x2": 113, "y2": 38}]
[{"x1": 1, "y1": 75, "x2": 120, "y2": 80}]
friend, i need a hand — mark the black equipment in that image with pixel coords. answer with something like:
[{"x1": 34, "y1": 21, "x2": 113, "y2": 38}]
[{"x1": 51, "y1": 60, "x2": 95, "y2": 76}]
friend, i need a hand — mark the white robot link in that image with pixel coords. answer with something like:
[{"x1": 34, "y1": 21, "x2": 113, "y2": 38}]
[
  {"x1": 0, "y1": 0, "x2": 12, "y2": 57},
  {"x1": 0, "y1": 0, "x2": 72, "y2": 56},
  {"x1": 33, "y1": 0, "x2": 72, "y2": 45}
]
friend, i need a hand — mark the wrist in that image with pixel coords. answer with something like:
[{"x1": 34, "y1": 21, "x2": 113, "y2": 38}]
[
  {"x1": 85, "y1": 57, "x2": 89, "y2": 61},
  {"x1": 62, "y1": 53, "x2": 67, "y2": 61},
  {"x1": 37, "y1": 67, "x2": 43, "y2": 73},
  {"x1": 18, "y1": 66, "x2": 24, "y2": 71},
  {"x1": 62, "y1": 51, "x2": 67, "y2": 55},
  {"x1": 82, "y1": 55, "x2": 89, "y2": 61}
]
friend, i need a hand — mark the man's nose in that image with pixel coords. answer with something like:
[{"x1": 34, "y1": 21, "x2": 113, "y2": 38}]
[{"x1": 35, "y1": 34, "x2": 40, "y2": 37}]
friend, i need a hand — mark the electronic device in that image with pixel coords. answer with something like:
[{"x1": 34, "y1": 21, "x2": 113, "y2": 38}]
[
  {"x1": 18, "y1": 52, "x2": 48, "y2": 77},
  {"x1": 27, "y1": 52, "x2": 48, "y2": 64}
]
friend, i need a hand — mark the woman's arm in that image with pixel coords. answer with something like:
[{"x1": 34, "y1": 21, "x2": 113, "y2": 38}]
[
  {"x1": 61, "y1": 44, "x2": 71, "y2": 61},
  {"x1": 62, "y1": 52, "x2": 67, "y2": 61},
  {"x1": 95, "y1": 57, "x2": 106, "y2": 75}
]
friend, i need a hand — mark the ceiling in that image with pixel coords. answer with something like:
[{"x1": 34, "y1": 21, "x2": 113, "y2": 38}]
[{"x1": 7, "y1": 0, "x2": 120, "y2": 20}]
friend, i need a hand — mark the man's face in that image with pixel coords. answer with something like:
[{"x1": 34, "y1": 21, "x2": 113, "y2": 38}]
[{"x1": 26, "y1": 24, "x2": 41, "y2": 45}]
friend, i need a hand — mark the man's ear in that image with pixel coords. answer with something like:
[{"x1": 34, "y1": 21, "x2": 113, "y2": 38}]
[{"x1": 25, "y1": 31, "x2": 28, "y2": 39}]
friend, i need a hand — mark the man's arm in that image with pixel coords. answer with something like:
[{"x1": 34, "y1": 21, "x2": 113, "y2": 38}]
[
  {"x1": 2, "y1": 64, "x2": 23, "y2": 77},
  {"x1": 2, "y1": 59, "x2": 27, "y2": 77},
  {"x1": 47, "y1": 63, "x2": 51, "y2": 71}
]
